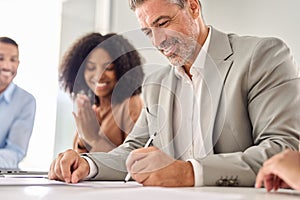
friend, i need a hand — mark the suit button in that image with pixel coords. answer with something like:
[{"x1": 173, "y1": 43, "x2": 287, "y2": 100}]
[
  {"x1": 222, "y1": 179, "x2": 229, "y2": 186},
  {"x1": 216, "y1": 179, "x2": 224, "y2": 186},
  {"x1": 229, "y1": 176, "x2": 239, "y2": 186},
  {"x1": 228, "y1": 179, "x2": 235, "y2": 186},
  {"x1": 216, "y1": 177, "x2": 228, "y2": 186}
]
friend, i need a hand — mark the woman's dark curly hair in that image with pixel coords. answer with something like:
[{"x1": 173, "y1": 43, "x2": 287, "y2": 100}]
[{"x1": 59, "y1": 32, "x2": 144, "y2": 105}]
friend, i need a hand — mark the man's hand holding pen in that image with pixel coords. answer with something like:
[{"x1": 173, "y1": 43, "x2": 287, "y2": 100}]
[{"x1": 125, "y1": 146, "x2": 195, "y2": 187}]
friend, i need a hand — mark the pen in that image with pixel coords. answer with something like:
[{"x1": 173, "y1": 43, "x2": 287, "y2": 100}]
[{"x1": 124, "y1": 132, "x2": 157, "y2": 183}]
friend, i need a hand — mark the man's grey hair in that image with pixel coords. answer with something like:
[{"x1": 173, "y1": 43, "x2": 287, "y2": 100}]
[{"x1": 129, "y1": 0, "x2": 201, "y2": 11}]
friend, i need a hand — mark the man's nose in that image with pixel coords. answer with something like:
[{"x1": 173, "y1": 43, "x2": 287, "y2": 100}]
[
  {"x1": 0, "y1": 60, "x2": 12, "y2": 69},
  {"x1": 151, "y1": 27, "x2": 166, "y2": 48}
]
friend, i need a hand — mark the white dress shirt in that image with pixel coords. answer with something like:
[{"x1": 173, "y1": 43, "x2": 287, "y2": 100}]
[
  {"x1": 84, "y1": 28, "x2": 212, "y2": 185},
  {"x1": 173, "y1": 28, "x2": 212, "y2": 186}
]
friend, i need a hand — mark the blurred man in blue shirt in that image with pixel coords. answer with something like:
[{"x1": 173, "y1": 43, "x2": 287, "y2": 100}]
[{"x1": 0, "y1": 37, "x2": 36, "y2": 169}]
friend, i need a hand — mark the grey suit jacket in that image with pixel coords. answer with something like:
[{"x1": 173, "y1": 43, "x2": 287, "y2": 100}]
[{"x1": 86, "y1": 27, "x2": 300, "y2": 186}]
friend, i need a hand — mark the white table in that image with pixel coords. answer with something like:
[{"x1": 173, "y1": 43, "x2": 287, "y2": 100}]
[{"x1": 0, "y1": 179, "x2": 299, "y2": 200}]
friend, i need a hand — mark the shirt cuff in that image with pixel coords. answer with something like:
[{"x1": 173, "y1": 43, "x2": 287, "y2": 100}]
[
  {"x1": 81, "y1": 155, "x2": 97, "y2": 179},
  {"x1": 187, "y1": 159, "x2": 203, "y2": 187}
]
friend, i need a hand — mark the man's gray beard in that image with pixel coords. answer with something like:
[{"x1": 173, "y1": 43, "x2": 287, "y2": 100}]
[{"x1": 169, "y1": 41, "x2": 197, "y2": 67}]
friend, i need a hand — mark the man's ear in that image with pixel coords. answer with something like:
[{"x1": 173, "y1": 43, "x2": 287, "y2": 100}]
[{"x1": 187, "y1": 0, "x2": 200, "y2": 19}]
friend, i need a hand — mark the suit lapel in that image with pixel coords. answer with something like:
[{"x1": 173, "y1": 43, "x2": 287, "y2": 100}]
[
  {"x1": 157, "y1": 67, "x2": 177, "y2": 157},
  {"x1": 200, "y1": 27, "x2": 233, "y2": 155}
]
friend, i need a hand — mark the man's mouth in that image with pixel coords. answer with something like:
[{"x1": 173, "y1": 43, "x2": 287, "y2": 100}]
[
  {"x1": 0, "y1": 69, "x2": 14, "y2": 77},
  {"x1": 162, "y1": 45, "x2": 177, "y2": 57}
]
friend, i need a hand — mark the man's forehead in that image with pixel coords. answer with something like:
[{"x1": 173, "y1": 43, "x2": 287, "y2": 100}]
[
  {"x1": 135, "y1": 1, "x2": 178, "y2": 28},
  {"x1": 0, "y1": 44, "x2": 18, "y2": 55}
]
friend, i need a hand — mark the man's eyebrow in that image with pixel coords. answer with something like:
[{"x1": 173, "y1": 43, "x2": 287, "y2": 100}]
[
  {"x1": 141, "y1": 27, "x2": 150, "y2": 33},
  {"x1": 140, "y1": 15, "x2": 171, "y2": 32}
]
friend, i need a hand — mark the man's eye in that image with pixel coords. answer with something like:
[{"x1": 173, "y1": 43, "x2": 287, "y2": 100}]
[
  {"x1": 143, "y1": 29, "x2": 152, "y2": 37},
  {"x1": 158, "y1": 20, "x2": 170, "y2": 27}
]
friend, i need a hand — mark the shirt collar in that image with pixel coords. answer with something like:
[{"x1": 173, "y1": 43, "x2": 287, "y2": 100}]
[
  {"x1": 0, "y1": 82, "x2": 16, "y2": 103},
  {"x1": 174, "y1": 27, "x2": 212, "y2": 78}
]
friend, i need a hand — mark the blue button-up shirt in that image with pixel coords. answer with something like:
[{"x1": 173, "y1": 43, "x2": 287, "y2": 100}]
[{"x1": 0, "y1": 82, "x2": 36, "y2": 169}]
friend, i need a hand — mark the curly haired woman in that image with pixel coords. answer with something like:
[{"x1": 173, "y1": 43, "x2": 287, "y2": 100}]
[{"x1": 59, "y1": 32, "x2": 144, "y2": 153}]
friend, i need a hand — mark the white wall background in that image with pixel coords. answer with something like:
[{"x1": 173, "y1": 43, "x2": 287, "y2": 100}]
[
  {"x1": 201, "y1": 0, "x2": 300, "y2": 66},
  {"x1": 0, "y1": 0, "x2": 61, "y2": 170}
]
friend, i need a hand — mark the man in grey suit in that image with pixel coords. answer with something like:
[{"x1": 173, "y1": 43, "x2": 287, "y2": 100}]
[{"x1": 49, "y1": 0, "x2": 300, "y2": 187}]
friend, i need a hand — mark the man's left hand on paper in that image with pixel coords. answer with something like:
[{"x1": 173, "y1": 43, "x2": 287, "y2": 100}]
[{"x1": 48, "y1": 149, "x2": 89, "y2": 183}]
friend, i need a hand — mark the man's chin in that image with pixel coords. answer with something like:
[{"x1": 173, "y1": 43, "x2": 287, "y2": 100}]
[
  {"x1": 0, "y1": 80, "x2": 12, "y2": 90},
  {"x1": 0, "y1": 76, "x2": 12, "y2": 82},
  {"x1": 168, "y1": 57, "x2": 185, "y2": 67}
]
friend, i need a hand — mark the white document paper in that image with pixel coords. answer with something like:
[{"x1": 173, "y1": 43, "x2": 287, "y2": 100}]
[
  {"x1": 2, "y1": 174, "x2": 48, "y2": 178},
  {"x1": 0, "y1": 178, "x2": 142, "y2": 188},
  {"x1": 0, "y1": 177, "x2": 66, "y2": 186},
  {"x1": 76, "y1": 181, "x2": 142, "y2": 188}
]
